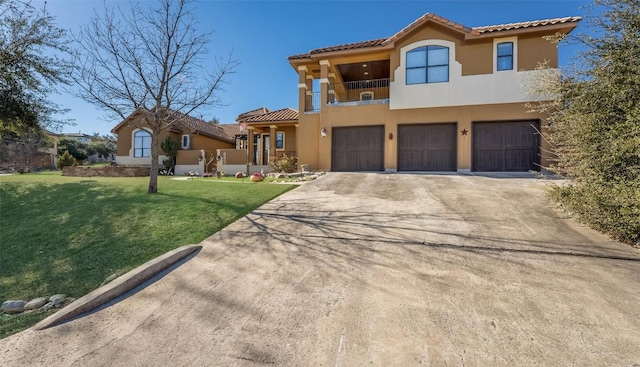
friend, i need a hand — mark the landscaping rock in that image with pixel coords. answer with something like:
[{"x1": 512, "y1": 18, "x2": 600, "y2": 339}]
[
  {"x1": 39, "y1": 302, "x2": 54, "y2": 312},
  {"x1": 235, "y1": 172, "x2": 246, "y2": 178},
  {"x1": 250, "y1": 173, "x2": 263, "y2": 182},
  {"x1": 2, "y1": 300, "x2": 27, "y2": 314},
  {"x1": 50, "y1": 294, "x2": 66, "y2": 308},
  {"x1": 24, "y1": 297, "x2": 49, "y2": 310}
]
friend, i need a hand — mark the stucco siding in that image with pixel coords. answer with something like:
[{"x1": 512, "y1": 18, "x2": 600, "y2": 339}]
[
  {"x1": 300, "y1": 102, "x2": 549, "y2": 172},
  {"x1": 518, "y1": 35, "x2": 558, "y2": 70}
]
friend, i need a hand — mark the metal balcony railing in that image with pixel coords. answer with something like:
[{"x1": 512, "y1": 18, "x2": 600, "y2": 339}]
[
  {"x1": 305, "y1": 91, "x2": 321, "y2": 112},
  {"x1": 329, "y1": 78, "x2": 389, "y2": 104},
  {"x1": 304, "y1": 78, "x2": 390, "y2": 112}
]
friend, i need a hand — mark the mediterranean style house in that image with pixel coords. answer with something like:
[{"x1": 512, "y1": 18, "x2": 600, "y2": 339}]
[
  {"x1": 288, "y1": 13, "x2": 581, "y2": 172},
  {"x1": 111, "y1": 108, "x2": 237, "y2": 175}
]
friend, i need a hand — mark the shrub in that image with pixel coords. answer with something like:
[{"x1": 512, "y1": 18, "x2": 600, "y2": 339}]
[
  {"x1": 550, "y1": 180, "x2": 639, "y2": 245},
  {"x1": 56, "y1": 150, "x2": 77, "y2": 170},
  {"x1": 269, "y1": 154, "x2": 297, "y2": 173}
]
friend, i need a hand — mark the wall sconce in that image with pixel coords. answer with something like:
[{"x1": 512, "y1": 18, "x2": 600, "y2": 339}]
[
  {"x1": 321, "y1": 127, "x2": 327, "y2": 138},
  {"x1": 388, "y1": 133, "x2": 393, "y2": 140}
]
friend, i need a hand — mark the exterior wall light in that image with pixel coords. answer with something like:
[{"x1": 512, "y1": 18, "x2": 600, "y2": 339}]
[{"x1": 321, "y1": 127, "x2": 327, "y2": 138}]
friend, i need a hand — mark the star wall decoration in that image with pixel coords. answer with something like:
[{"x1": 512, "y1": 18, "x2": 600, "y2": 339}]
[{"x1": 461, "y1": 129, "x2": 468, "y2": 136}]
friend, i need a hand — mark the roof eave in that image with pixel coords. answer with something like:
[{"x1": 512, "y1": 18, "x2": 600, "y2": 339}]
[
  {"x1": 466, "y1": 21, "x2": 581, "y2": 40},
  {"x1": 301, "y1": 43, "x2": 394, "y2": 62}
]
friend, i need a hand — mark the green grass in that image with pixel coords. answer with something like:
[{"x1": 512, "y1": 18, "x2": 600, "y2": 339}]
[{"x1": 0, "y1": 172, "x2": 295, "y2": 338}]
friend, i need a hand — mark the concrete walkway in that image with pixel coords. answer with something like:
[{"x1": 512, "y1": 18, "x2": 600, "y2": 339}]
[{"x1": 2, "y1": 173, "x2": 639, "y2": 366}]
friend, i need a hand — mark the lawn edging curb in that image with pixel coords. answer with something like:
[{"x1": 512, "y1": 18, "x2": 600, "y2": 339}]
[{"x1": 32, "y1": 244, "x2": 202, "y2": 331}]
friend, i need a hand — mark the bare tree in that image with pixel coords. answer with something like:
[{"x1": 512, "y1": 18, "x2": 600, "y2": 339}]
[{"x1": 72, "y1": 0, "x2": 237, "y2": 193}]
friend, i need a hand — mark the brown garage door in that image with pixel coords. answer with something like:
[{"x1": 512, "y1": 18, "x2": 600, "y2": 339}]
[
  {"x1": 332, "y1": 126, "x2": 384, "y2": 172},
  {"x1": 398, "y1": 123, "x2": 457, "y2": 171},
  {"x1": 473, "y1": 120, "x2": 540, "y2": 171}
]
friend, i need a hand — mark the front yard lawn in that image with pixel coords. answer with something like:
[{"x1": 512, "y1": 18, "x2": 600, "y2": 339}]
[{"x1": 0, "y1": 172, "x2": 295, "y2": 338}]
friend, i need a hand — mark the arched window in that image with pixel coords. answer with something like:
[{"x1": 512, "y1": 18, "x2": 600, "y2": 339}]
[
  {"x1": 406, "y1": 45, "x2": 449, "y2": 84},
  {"x1": 133, "y1": 130, "x2": 151, "y2": 157}
]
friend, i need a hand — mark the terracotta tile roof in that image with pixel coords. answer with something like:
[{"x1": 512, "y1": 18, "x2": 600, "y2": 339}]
[
  {"x1": 236, "y1": 107, "x2": 270, "y2": 122},
  {"x1": 385, "y1": 13, "x2": 480, "y2": 44},
  {"x1": 288, "y1": 13, "x2": 581, "y2": 60},
  {"x1": 473, "y1": 16, "x2": 582, "y2": 34},
  {"x1": 111, "y1": 107, "x2": 234, "y2": 143},
  {"x1": 241, "y1": 107, "x2": 298, "y2": 123},
  {"x1": 174, "y1": 111, "x2": 234, "y2": 143},
  {"x1": 218, "y1": 123, "x2": 245, "y2": 137},
  {"x1": 288, "y1": 38, "x2": 387, "y2": 60}
]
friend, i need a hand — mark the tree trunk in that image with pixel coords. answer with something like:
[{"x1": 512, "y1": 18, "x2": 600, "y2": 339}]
[{"x1": 148, "y1": 130, "x2": 159, "y2": 193}]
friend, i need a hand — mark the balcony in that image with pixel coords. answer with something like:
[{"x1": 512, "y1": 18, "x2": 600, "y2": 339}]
[{"x1": 304, "y1": 78, "x2": 390, "y2": 112}]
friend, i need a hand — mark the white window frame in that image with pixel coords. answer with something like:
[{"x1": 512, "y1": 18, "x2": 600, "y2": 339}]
[
  {"x1": 360, "y1": 91, "x2": 374, "y2": 101},
  {"x1": 493, "y1": 36, "x2": 518, "y2": 73},
  {"x1": 132, "y1": 129, "x2": 151, "y2": 158},
  {"x1": 181, "y1": 134, "x2": 190, "y2": 150},
  {"x1": 275, "y1": 131, "x2": 285, "y2": 151}
]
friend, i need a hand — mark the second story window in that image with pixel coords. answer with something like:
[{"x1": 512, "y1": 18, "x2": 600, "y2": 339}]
[
  {"x1": 497, "y1": 42, "x2": 514, "y2": 71},
  {"x1": 406, "y1": 45, "x2": 449, "y2": 84}
]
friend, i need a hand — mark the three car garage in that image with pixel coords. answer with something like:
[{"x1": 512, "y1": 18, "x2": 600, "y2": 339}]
[{"x1": 330, "y1": 120, "x2": 540, "y2": 172}]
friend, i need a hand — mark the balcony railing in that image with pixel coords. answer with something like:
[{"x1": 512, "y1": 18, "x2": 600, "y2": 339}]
[
  {"x1": 329, "y1": 78, "x2": 389, "y2": 105},
  {"x1": 305, "y1": 91, "x2": 321, "y2": 112},
  {"x1": 304, "y1": 78, "x2": 390, "y2": 112}
]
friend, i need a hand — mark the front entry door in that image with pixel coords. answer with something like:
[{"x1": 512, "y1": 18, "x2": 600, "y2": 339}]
[{"x1": 261, "y1": 134, "x2": 270, "y2": 165}]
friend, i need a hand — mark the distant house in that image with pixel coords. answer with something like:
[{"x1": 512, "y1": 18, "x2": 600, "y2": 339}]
[
  {"x1": 288, "y1": 13, "x2": 581, "y2": 172},
  {"x1": 111, "y1": 108, "x2": 235, "y2": 175},
  {"x1": 59, "y1": 132, "x2": 92, "y2": 144}
]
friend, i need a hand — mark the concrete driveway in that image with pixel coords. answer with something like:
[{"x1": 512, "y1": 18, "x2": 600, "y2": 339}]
[{"x1": 2, "y1": 173, "x2": 639, "y2": 366}]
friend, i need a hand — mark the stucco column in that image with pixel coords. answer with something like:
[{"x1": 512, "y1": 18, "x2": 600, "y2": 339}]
[
  {"x1": 247, "y1": 127, "x2": 255, "y2": 166},
  {"x1": 319, "y1": 60, "x2": 330, "y2": 109},
  {"x1": 305, "y1": 75, "x2": 314, "y2": 112},
  {"x1": 457, "y1": 107, "x2": 472, "y2": 172},
  {"x1": 327, "y1": 72, "x2": 336, "y2": 104},
  {"x1": 298, "y1": 66, "x2": 308, "y2": 113},
  {"x1": 294, "y1": 123, "x2": 299, "y2": 160},
  {"x1": 269, "y1": 125, "x2": 277, "y2": 164}
]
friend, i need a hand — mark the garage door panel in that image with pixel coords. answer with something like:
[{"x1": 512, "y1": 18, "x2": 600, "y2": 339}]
[
  {"x1": 332, "y1": 126, "x2": 384, "y2": 172},
  {"x1": 474, "y1": 149, "x2": 503, "y2": 171},
  {"x1": 473, "y1": 121, "x2": 539, "y2": 172},
  {"x1": 398, "y1": 124, "x2": 456, "y2": 171},
  {"x1": 505, "y1": 149, "x2": 535, "y2": 171}
]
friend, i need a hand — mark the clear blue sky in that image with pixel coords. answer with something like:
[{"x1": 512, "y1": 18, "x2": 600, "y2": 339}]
[{"x1": 36, "y1": 0, "x2": 593, "y2": 136}]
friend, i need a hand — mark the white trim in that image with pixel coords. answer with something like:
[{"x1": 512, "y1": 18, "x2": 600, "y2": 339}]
[
  {"x1": 297, "y1": 65, "x2": 308, "y2": 72},
  {"x1": 181, "y1": 134, "x2": 190, "y2": 150},
  {"x1": 115, "y1": 154, "x2": 167, "y2": 166},
  {"x1": 493, "y1": 36, "x2": 518, "y2": 73},
  {"x1": 360, "y1": 91, "x2": 374, "y2": 101},
  {"x1": 298, "y1": 83, "x2": 307, "y2": 89},
  {"x1": 320, "y1": 78, "x2": 330, "y2": 84},
  {"x1": 306, "y1": 75, "x2": 314, "y2": 80},
  {"x1": 319, "y1": 60, "x2": 330, "y2": 67}
]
